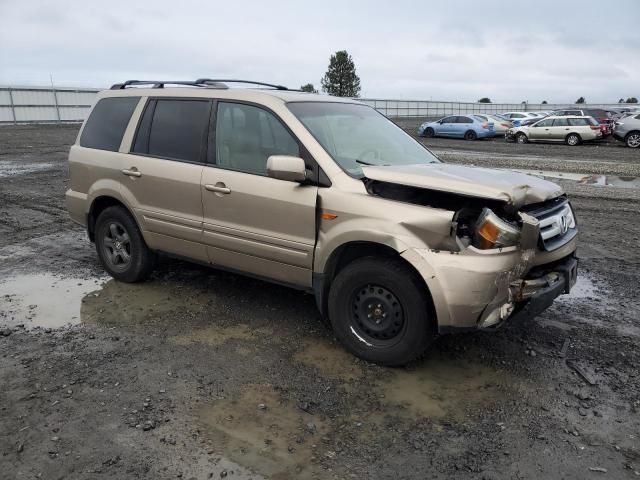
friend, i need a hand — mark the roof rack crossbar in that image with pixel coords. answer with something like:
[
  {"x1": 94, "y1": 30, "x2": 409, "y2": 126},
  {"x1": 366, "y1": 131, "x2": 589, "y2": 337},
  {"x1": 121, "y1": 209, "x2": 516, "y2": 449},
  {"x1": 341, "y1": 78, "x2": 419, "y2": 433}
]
[{"x1": 195, "y1": 79, "x2": 289, "y2": 90}]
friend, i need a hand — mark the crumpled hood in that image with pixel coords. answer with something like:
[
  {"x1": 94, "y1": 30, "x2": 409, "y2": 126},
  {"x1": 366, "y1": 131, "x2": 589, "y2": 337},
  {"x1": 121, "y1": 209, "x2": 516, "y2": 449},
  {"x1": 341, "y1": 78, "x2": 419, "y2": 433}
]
[{"x1": 362, "y1": 163, "x2": 564, "y2": 208}]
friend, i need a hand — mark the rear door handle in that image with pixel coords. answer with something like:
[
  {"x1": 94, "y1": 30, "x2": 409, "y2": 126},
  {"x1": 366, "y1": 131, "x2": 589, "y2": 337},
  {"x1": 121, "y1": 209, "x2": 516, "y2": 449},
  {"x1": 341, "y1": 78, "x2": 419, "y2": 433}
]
[
  {"x1": 122, "y1": 168, "x2": 142, "y2": 177},
  {"x1": 204, "y1": 184, "x2": 231, "y2": 194}
]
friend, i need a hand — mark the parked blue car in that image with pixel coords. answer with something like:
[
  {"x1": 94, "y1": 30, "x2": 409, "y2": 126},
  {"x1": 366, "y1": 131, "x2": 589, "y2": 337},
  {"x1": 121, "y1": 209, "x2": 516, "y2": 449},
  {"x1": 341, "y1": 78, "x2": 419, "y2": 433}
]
[{"x1": 417, "y1": 115, "x2": 495, "y2": 140}]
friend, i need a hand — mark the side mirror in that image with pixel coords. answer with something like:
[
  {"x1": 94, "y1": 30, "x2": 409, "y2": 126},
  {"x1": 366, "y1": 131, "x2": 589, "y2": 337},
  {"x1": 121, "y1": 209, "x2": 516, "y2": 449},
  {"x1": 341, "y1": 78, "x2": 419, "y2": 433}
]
[{"x1": 267, "y1": 155, "x2": 307, "y2": 183}]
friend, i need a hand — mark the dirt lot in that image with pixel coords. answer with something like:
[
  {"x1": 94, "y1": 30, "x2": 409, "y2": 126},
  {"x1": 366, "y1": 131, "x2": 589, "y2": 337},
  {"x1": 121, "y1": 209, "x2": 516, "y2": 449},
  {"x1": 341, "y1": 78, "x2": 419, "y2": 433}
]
[{"x1": 1, "y1": 124, "x2": 639, "y2": 479}]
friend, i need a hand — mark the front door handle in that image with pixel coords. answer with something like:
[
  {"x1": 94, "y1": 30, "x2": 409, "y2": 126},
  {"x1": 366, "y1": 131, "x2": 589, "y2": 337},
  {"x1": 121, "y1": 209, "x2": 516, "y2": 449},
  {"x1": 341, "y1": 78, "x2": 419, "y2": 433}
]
[
  {"x1": 122, "y1": 168, "x2": 142, "y2": 178},
  {"x1": 204, "y1": 184, "x2": 231, "y2": 194}
]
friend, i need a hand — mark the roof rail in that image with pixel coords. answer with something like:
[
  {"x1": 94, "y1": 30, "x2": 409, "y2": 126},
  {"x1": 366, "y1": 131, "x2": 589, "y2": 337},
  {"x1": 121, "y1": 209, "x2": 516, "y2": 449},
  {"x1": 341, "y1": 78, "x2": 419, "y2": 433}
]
[
  {"x1": 110, "y1": 80, "x2": 222, "y2": 90},
  {"x1": 195, "y1": 79, "x2": 289, "y2": 90},
  {"x1": 110, "y1": 79, "x2": 292, "y2": 90}
]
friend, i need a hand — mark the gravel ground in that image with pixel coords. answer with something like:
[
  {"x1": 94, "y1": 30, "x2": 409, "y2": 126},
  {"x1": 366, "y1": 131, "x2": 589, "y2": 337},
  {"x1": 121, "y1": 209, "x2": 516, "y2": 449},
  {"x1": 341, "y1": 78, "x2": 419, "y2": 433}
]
[{"x1": 1, "y1": 124, "x2": 639, "y2": 479}]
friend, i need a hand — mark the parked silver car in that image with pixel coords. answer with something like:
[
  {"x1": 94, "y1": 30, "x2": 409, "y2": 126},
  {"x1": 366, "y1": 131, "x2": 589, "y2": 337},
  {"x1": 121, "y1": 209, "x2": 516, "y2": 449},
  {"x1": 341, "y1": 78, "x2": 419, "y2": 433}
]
[
  {"x1": 613, "y1": 114, "x2": 640, "y2": 148},
  {"x1": 506, "y1": 116, "x2": 602, "y2": 146}
]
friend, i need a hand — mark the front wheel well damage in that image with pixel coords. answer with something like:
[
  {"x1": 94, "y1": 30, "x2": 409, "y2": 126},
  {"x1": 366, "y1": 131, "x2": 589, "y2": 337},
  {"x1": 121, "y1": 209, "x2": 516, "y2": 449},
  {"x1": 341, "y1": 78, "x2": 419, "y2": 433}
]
[{"x1": 314, "y1": 241, "x2": 434, "y2": 322}]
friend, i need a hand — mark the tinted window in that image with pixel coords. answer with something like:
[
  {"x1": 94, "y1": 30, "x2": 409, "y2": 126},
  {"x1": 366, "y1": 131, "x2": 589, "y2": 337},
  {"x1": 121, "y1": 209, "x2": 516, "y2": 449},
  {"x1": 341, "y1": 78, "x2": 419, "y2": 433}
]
[
  {"x1": 511, "y1": 114, "x2": 525, "y2": 118},
  {"x1": 80, "y1": 97, "x2": 139, "y2": 151},
  {"x1": 135, "y1": 99, "x2": 211, "y2": 162},
  {"x1": 456, "y1": 116, "x2": 473, "y2": 124},
  {"x1": 215, "y1": 102, "x2": 299, "y2": 175},
  {"x1": 552, "y1": 118, "x2": 569, "y2": 127},
  {"x1": 566, "y1": 110, "x2": 582, "y2": 116},
  {"x1": 441, "y1": 116, "x2": 456, "y2": 123},
  {"x1": 635, "y1": 114, "x2": 640, "y2": 120},
  {"x1": 567, "y1": 118, "x2": 589, "y2": 126}
]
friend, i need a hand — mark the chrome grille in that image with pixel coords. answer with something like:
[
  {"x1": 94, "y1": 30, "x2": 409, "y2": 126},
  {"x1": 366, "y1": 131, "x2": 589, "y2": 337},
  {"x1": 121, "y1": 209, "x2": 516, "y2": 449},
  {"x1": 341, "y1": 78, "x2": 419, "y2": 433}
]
[{"x1": 523, "y1": 198, "x2": 577, "y2": 251}]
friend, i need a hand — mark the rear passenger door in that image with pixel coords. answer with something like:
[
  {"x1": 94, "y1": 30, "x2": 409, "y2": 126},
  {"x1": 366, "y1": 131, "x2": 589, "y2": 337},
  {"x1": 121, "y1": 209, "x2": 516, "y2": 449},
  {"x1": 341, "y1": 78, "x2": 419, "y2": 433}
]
[
  {"x1": 453, "y1": 116, "x2": 473, "y2": 137},
  {"x1": 549, "y1": 117, "x2": 570, "y2": 140},
  {"x1": 201, "y1": 101, "x2": 318, "y2": 287},
  {"x1": 122, "y1": 98, "x2": 211, "y2": 262}
]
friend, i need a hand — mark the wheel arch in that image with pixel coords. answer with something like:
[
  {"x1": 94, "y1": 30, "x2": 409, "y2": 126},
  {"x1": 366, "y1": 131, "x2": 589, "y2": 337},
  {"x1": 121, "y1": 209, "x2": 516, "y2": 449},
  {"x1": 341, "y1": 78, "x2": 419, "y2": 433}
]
[
  {"x1": 87, "y1": 196, "x2": 137, "y2": 242},
  {"x1": 566, "y1": 132, "x2": 582, "y2": 143},
  {"x1": 624, "y1": 130, "x2": 640, "y2": 144},
  {"x1": 313, "y1": 241, "x2": 435, "y2": 321}
]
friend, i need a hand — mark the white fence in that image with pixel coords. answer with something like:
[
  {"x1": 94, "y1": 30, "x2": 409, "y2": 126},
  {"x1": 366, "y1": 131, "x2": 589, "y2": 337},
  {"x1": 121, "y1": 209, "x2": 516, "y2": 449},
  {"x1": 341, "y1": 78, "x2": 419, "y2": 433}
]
[
  {"x1": 0, "y1": 86, "x2": 99, "y2": 124},
  {"x1": 357, "y1": 99, "x2": 639, "y2": 118},
  {"x1": 0, "y1": 85, "x2": 637, "y2": 124}
]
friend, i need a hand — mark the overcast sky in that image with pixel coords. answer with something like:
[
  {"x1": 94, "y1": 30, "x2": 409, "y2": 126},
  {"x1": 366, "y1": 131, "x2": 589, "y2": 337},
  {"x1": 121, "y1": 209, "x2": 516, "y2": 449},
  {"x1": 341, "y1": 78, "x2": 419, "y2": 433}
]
[{"x1": 1, "y1": 0, "x2": 639, "y2": 103}]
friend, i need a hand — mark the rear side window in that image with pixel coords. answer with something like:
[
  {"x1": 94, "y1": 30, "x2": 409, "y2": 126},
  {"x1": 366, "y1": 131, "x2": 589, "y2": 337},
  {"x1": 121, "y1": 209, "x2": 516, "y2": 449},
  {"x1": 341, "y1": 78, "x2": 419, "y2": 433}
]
[
  {"x1": 133, "y1": 99, "x2": 211, "y2": 163},
  {"x1": 552, "y1": 118, "x2": 569, "y2": 127},
  {"x1": 80, "y1": 97, "x2": 140, "y2": 151},
  {"x1": 567, "y1": 118, "x2": 589, "y2": 126},
  {"x1": 456, "y1": 116, "x2": 473, "y2": 124}
]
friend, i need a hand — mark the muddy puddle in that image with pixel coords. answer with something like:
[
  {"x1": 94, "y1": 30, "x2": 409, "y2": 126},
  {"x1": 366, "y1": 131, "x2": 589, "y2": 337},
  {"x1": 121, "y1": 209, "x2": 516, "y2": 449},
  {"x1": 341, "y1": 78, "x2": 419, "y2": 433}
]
[
  {"x1": 199, "y1": 384, "x2": 328, "y2": 479},
  {"x1": 0, "y1": 160, "x2": 57, "y2": 177},
  {"x1": 0, "y1": 273, "x2": 106, "y2": 329},
  {"x1": 510, "y1": 168, "x2": 640, "y2": 189},
  {"x1": 0, "y1": 272, "x2": 214, "y2": 330},
  {"x1": 200, "y1": 340, "x2": 514, "y2": 479}
]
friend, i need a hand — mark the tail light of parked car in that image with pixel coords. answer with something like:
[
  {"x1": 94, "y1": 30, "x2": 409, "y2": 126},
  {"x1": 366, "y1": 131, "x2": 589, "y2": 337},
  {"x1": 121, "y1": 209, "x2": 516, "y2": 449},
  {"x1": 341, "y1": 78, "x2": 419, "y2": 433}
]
[
  {"x1": 481, "y1": 123, "x2": 489, "y2": 129},
  {"x1": 590, "y1": 125, "x2": 600, "y2": 130},
  {"x1": 501, "y1": 123, "x2": 511, "y2": 128}
]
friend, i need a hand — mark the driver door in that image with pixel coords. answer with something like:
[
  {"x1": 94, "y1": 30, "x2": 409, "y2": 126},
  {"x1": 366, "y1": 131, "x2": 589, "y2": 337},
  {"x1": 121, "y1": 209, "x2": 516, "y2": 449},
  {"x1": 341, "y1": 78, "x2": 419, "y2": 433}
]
[
  {"x1": 438, "y1": 116, "x2": 457, "y2": 136},
  {"x1": 529, "y1": 118, "x2": 554, "y2": 140},
  {"x1": 201, "y1": 101, "x2": 318, "y2": 287}
]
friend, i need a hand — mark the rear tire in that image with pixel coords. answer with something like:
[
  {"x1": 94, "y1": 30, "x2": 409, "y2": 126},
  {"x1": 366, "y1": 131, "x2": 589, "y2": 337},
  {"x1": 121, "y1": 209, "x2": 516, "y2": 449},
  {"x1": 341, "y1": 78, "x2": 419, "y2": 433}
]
[
  {"x1": 516, "y1": 132, "x2": 528, "y2": 144},
  {"x1": 328, "y1": 257, "x2": 437, "y2": 366},
  {"x1": 464, "y1": 130, "x2": 477, "y2": 141},
  {"x1": 566, "y1": 133, "x2": 581, "y2": 146},
  {"x1": 95, "y1": 206, "x2": 156, "y2": 282},
  {"x1": 424, "y1": 127, "x2": 434, "y2": 138},
  {"x1": 625, "y1": 131, "x2": 640, "y2": 148}
]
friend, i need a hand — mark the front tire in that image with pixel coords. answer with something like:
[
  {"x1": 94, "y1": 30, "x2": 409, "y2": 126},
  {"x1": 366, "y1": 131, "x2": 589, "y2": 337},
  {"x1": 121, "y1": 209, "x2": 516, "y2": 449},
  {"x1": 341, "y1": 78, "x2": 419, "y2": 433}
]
[
  {"x1": 464, "y1": 130, "x2": 477, "y2": 141},
  {"x1": 328, "y1": 257, "x2": 437, "y2": 366},
  {"x1": 516, "y1": 132, "x2": 528, "y2": 144},
  {"x1": 95, "y1": 206, "x2": 156, "y2": 282},
  {"x1": 625, "y1": 131, "x2": 640, "y2": 148},
  {"x1": 566, "y1": 133, "x2": 581, "y2": 146},
  {"x1": 424, "y1": 127, "x2": 435, "y2": 138}
]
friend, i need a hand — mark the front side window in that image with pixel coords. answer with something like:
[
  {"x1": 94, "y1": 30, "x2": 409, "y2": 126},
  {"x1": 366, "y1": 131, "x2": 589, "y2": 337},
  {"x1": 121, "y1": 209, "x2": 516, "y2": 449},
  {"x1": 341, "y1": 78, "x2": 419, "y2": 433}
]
[
  {"x1": 287, "y1": 102, "x2": 440, "y2": 177},
  {"x1": 80, "y1": 97, "x2": 140, "y2": 152},
  {"x1": 133, "y1": 99, "x2": 211, "y2": 162},
  {"x1": 215, "y1": 102, "x2": 299, "y2": 175},
  {"x1": 441, "y1": 116, "x2": 456, "y2": 123}
]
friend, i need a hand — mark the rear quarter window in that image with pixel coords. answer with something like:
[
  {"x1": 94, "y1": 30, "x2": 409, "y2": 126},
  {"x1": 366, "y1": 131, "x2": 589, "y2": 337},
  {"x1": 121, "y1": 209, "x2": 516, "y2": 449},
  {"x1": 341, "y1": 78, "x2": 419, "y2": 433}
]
[{"x1": 80, "y1": 97, "x2": 140, "y2": 151}]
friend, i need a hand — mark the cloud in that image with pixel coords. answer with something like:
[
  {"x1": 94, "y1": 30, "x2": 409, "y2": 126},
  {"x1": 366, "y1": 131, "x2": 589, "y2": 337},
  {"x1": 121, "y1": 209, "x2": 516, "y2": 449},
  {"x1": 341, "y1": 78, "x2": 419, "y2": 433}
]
[{"x1": 0, "y1": 0, "x2": 639, "y2": 102}]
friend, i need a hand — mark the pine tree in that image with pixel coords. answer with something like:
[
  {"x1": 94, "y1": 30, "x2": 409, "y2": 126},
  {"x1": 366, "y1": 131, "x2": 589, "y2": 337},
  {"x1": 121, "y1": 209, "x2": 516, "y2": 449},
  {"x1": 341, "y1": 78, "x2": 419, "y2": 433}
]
[
  {"x1": 321, "y1": 50, "x2": 361, "y2": 97},
  {"x1": 300, "y1": 83, "x2": 317, "y2": 93}
]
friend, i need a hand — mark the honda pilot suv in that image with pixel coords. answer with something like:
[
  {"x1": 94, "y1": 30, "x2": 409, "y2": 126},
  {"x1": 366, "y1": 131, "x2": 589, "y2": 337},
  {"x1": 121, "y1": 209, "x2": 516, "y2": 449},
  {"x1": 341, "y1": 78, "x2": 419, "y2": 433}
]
[{"x1": 66, "y1": 79, "x2": 578, "y2": 366}]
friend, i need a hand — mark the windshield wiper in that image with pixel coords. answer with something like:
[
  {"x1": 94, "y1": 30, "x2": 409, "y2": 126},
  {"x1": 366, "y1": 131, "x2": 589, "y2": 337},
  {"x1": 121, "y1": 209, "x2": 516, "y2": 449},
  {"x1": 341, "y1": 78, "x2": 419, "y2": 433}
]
[{"x1": 355, "y1": 159, "x2": 375, "y2": 166}]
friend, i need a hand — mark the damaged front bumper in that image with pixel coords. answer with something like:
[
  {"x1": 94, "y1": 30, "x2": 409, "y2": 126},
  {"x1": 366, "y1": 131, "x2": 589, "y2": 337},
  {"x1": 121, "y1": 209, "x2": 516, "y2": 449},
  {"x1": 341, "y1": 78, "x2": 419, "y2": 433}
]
[
  {"x1": 402, "y1": 209, "x2": 578, "y2": 332},
  {"x1": 507, "y1": 255, "x2": 578, "y2": 325}
]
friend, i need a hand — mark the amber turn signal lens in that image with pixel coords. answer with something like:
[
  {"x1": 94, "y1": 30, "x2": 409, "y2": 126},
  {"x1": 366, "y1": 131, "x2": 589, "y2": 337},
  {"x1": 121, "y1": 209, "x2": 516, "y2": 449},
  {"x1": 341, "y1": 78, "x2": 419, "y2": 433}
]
[{"x1": 320, "y1": 212, "x2": 338, "y2": 220}]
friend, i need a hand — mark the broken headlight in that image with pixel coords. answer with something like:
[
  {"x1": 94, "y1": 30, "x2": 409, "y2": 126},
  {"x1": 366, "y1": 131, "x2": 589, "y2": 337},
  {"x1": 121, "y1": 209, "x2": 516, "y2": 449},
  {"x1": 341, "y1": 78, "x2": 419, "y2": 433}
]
[{"x1": 474, "y1": 208, "x2": 521, "y2": 249}]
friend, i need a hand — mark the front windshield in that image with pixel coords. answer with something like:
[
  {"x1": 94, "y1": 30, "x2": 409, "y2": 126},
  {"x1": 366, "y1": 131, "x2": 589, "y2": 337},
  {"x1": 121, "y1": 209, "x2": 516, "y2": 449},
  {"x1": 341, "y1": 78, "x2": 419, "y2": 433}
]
[{"x1": 287, "y1": 102, "x2": 440, "y2": 177}]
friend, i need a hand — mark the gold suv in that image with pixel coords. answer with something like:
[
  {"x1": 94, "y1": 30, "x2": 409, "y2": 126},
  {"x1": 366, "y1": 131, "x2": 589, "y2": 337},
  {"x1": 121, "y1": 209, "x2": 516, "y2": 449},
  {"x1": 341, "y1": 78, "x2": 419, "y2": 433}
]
[{"x1": 66, "y1": 79, "x2": 578, "y2": 365}]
